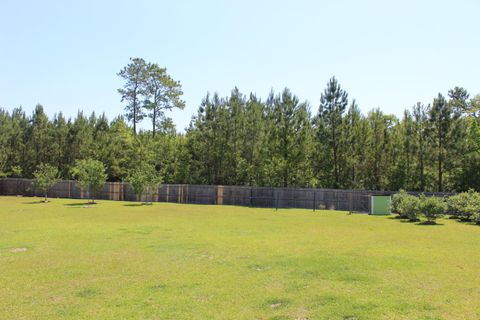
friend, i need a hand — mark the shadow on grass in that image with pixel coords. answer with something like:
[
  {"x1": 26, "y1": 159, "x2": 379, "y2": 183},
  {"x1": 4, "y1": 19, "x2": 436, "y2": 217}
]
[
  {"x1": 416, "y1": 221, "x2": 444, "y2": 226},
  {"x1": 64, "y1": 202, "x2": 97, "y2": 207},
  {"x1": 387, "y1": 215, "x2": 405, "y2": 220},
  {"x1": 454, "y1": 219, "x2": 480, "y2": 227},
  {"x1": 22, "y1": 200, "x2": 46, "y2": 204},
  {"x1": 388, "y1": 216, "x2": 442, "y2": 225},
  {"x1": 397, "y1": 219, "x2": 421, "y2": 223},
  {"x1": 123, "y1": 203, "x2": 155, "y2": 207}
]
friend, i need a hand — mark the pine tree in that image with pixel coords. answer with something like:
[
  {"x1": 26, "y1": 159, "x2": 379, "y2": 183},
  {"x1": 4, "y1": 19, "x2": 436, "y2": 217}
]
[
  {"x1": 412, "y1": 102, "x2": 428, "y2": 191},
  {"x1": 144, "y1": 63, "x2": 185, "y2": 137},
  {"x1": 268, "y1": 88, "x2": 311, "y2": 187},
  {"x1": 118, "y1": 58, "x2": 148, "y2": 135},
  {"x1": 428, "y1": 94, "x2": 452, "y2": 192},
  {"x1": 316, "y1": 77, "x2": 348, "y2": 188},
  {"x1": 344, "y1": 100, "x2": 362, "y2": 188}
]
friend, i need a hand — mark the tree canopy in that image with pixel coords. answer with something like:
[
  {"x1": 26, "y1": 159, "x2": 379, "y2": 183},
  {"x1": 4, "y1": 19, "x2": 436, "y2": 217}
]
[
  {"x1": 1, "y1": 65, "x2": 479, "y2": 193},
  {"x1": 118, "y1": 58, "x2": 184, "y2": 136}
]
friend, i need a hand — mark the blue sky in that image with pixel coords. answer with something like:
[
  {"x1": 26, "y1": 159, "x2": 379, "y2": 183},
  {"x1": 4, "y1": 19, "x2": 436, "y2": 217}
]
[{"x1": 1, "y1": 0, "x2": 479, "y2": 131}]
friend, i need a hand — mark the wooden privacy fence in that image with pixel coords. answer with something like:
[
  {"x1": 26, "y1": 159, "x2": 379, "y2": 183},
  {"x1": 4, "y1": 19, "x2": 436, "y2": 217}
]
[{"x1": 0, "y1": 178, "x2": 453, "y2": 213}]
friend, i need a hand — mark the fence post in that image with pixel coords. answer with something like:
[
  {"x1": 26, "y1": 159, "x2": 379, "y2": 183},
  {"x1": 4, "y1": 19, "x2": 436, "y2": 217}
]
[
  {"x1": 185, "y1": 184, "x2": 188, "y2": 203},
  {"x1": 313, "y1": 190, "x2": 316, "y2": 212},
  {"x1": 249, "y1": 187, "x2": 253, "y2": 207},
  {"x1": 349, "y1": 192, "x2": 353, "y2": 212},
  {"x1": 275, "y1": 189, "x2": 278, "y2": 211}
]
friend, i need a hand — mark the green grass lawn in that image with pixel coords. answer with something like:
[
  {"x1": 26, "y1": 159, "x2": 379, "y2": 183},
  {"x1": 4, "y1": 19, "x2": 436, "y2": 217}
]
[{"x1": 1, "y1": 196, "x2": 479, "y2": 320}]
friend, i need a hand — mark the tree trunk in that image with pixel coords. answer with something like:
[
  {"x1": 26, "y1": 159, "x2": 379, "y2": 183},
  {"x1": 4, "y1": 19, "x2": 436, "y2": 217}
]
[
  {"x1": 351, "y1": 165, "x2": 355, "y2": 187},
  {"x1": 419, "y1": 155, "x2": 424, "y2": 191},
  {"x1": 133, "y1": 90, "x2": 137, "y2": 135},
  {"x1": 152, "y1": 91, "x2": 158, "y2": 138},
  {"x1": 438, "y1": 153, "x2": 443, "y2": 192},
  {"x1": 419, "y1": 128, "x2": 425, "y2": 191},
  {"x1": 283, "y1": 133, "x2": 288, "y2": 187},
  {"x1": 438, "y1": 127, "x2": 443, "y2": 192},
  {"x1": 332, "y1": 124, "x2": 339, "y2": 188},
  {"x1": 152, "y1": 109, "x2": 156, "y2": 137},
  {"x1": 133, "y1": 107, "x2": 137, "y2": 136},
  {"x1": 88, "y1": 189, "x2": 94, "y2": 204}
]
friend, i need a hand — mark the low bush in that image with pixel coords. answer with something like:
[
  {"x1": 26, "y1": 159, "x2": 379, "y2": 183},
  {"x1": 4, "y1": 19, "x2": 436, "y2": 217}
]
[
  {"x1": 397, "y1": 194, "x2": 421, "y2": 222},
  {"x1": 419, "y1": 195, "x2": 447, "y2": 224},
  {"x1": 447, "y1": 189, "x2": 480, "y2": 221},
  {"x1": 472, "y1": 212, "x2": 480, "y2": 225},
  {"x1": 391, "y1": 190, "x2": 409, "y2": 218}
]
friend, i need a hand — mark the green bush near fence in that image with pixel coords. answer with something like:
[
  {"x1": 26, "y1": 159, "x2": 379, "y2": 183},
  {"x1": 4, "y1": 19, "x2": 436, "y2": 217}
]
[
  {"x1": 392, "y1": 189, "x2": 480, "y2": 225},
  {"x1": 390, "y1": 189, "x2": 408, "y2": 218},
  {"x1": 418, "y1": 195, "x2": 447, "y2": 224},
  {"x1": 448, "y1": 189, "x2": 480, "y2": 222},
  {"x1": 395, "y1": 193, "x2": 421, "y2": 222}
]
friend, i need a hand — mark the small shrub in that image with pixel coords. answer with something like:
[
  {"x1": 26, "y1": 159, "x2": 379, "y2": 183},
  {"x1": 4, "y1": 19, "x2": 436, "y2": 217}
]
[
  {"x1": 397, "y1": 194, "x2": 421, "y2": 222},
  {"x1": 127, "y1": 162, "x2": 162, "y2": 204},
  {"x1": 391, "y1": 189, "x2": 408, "y2": 218},
  {"x1": 71, "y1": 159, "x2": 107, "y2": 204},
  {"x1": 472, "y1": 212, "x2": 480, "y2": 225},
  {"x1": 447, "y1": 194, "x2": 460, "y2": 218},
  {"x1": 419, "y1": 195, "x2": 447, "y2": 224},
  {"x1": 33, "y1": 163, "x2": 60, "y2": 202},
  {"x1": 447, "y1": 189, "x2": 480, "y2": 221},
  {"x1": 471, "y1": 208, "x2": 480, "y2": 225}
]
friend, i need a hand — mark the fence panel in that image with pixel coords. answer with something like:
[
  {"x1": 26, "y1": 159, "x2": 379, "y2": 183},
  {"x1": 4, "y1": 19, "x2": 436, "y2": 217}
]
[
  {"x1": 0, "y1": 178, "x2": 454, "y2": 213},
  {"x1": 251, "y1": 187, "x2": 276, "y2": 208}
]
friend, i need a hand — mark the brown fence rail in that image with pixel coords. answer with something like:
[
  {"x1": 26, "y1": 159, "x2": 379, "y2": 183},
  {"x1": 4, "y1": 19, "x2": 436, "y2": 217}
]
[{"x1": 0, "y1": 178, "x2": 453, "y2": 213}]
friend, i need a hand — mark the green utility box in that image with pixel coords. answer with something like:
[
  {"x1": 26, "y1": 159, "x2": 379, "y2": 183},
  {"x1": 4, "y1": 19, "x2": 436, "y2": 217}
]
[{"x1": 370, "y1": 195, "x2": 391, "y2": 215}]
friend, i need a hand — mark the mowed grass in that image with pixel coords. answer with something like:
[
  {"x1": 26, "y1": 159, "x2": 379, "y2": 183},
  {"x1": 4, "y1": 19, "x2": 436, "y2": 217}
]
[{"x1": 1, "y1": 196, "x2": 479, "y2": 320}]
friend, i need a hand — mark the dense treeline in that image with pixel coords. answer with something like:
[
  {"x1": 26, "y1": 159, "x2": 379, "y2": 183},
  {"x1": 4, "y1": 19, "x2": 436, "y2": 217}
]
[{"x1": 1, "y1": 77, "x2": 479, "y2": 192}]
